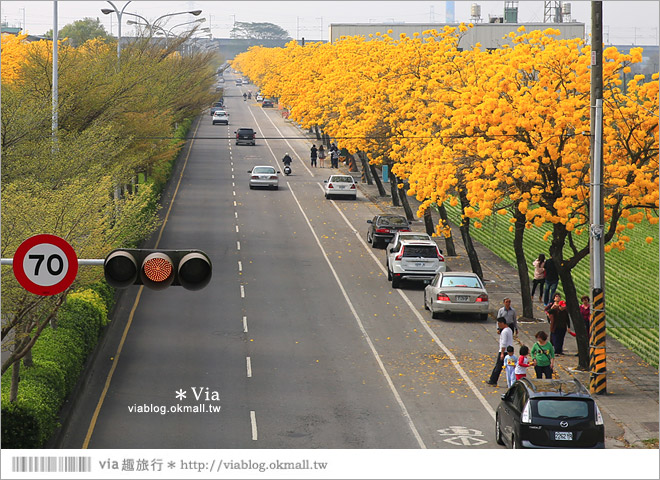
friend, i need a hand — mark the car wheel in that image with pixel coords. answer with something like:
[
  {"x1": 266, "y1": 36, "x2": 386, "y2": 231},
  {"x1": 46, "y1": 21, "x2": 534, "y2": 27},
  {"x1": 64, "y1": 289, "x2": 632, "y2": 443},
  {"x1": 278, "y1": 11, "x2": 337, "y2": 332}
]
[
  {"x1": 423, "y1": 293, "x2": 429, "y2": 310},
  {"x1": 272, "y1": 185, "x2": 278, "y2": 190},
  {"x1": 391, "y1": 276, "x2": 400, "y2": 288},
  {"x1": 325, "y1": 193, "x2": 329, "y2": 199},
  {"x1": 431, "y1": 310, "x2": 441, "y2": 320},
  {"x1": 249, "y1": 185, "x2": 254, "y2": 190},
  {"x1": 495, "y1": 415, "x2": 504, "y2": 445},
  {"x1": 387, "y1": 268, "x2": 392, "y2": 281},
  {"x1": 367, "y1": 231, "x2": 372, "y2": 243},
  {"x1": 351, "y1": 195, "x2": 357, "y2": 200},
  {"x1": 511, "y1": 434, "x2": 519, "y2": 449},
  {"x1": 480, "y1": 313, "x2": 489, "y2": 321}
]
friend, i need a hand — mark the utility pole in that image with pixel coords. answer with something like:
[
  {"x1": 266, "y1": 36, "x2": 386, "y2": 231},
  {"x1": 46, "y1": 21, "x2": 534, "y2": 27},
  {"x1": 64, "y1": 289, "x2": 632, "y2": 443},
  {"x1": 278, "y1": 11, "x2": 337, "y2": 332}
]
[
  {"x1": 589, "y1": 1, "x2": 606, "y2": 395},
  {"x1": 52, "y1": 1, "x2": 58, "y2": 145}
]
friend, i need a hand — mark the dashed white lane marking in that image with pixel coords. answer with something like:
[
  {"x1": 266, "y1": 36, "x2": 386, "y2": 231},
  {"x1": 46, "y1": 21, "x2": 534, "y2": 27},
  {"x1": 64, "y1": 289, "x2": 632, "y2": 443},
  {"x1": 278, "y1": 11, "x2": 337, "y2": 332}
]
[
  {"x1": 234, "y1": 201, "x2": 237, "y2": 207},
  {"x1": 235, "y1": 211, "x2": 238, "y2": 219},
  {"x1": 287, "y1": 183, "x2": 426, "y2": 449},
  {"x1": 250, "y1": 411, "x2": 258, "y2": 441},
  {"x1": 246, "y1": 357, "x2": 252, "y2": 378},
  {"x1": 236, "y1": 225, "x2": 239, "y2": 233},
  {"x1": 237, "y1": 241, "x2": 241, "y2": 250},
  {"x1": 240, "y1": 285, "x2": 245, "y2": 298},
  {"x1": 242, "y1": 316, "x2": 248, "y2": 333},
  {"x1": 232, "y1": 182, "x2": 235, "y2": 187},
  {"x1": 233, "y1": 191, "x2": 236, "y2": 196},
  {"x1": 321, "y1": 184, "x2": 497, "y2": 421},
  {"x1": 238, "y1": 260, "x2": 242, "y2": 272}
]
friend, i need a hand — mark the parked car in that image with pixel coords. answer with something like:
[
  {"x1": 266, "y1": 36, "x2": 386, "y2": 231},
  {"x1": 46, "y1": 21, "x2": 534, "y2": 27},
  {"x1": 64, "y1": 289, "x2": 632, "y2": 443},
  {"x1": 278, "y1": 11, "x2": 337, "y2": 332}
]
[
  {"x1": 323, "y1": 174, "x2": 357, "y2": 200},
  {"x1": 235, "y1": 79, "x2": 242, "y2": 86},
  {"x1": 496, "y1": 378, "x2": 605, "y2": 449},
  {"x1": 235, "y1": 128, "x2": 256, "y2": 145},
  {"x1": 256, "y1": 94, "x2": 264, "y2": 102},
  {"x1": 248, "y1": 166, "x2": 279, "y2": 190},
  {"x1": 210, "y1": 101, "x2": 224, "y2": 115},
  {"x1": 262, "y1": 99, "x2": 274, "y2": 108},
  {"x1": 212, "y1": 110, "x2": 229, "y2": 125},
  {"x1": 386, "y1": 237, "x2": 445, "y2": 288},
  {"x1": 366, "y1": 215, "x2": 411, "y2": 248},
  {"x1": 423, "y1": 271, "x2": 489, "y2": 320}
]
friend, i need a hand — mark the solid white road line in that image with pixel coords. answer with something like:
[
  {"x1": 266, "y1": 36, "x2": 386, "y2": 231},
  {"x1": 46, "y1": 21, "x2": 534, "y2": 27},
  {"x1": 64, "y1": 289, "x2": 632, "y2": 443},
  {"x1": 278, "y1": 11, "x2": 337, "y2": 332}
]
[
  {"x1": 288, "y1": 183, "x2": 427, "y2": 449},
  {"x1": 250, "y1": 411, "x2": 258, "y2": 440},
  {"x1": 323, "y1": 186, "x2": 497, "y2": 420},
  {"x1": 246, "y1": 357, "x2": 252, "y2": 378}
]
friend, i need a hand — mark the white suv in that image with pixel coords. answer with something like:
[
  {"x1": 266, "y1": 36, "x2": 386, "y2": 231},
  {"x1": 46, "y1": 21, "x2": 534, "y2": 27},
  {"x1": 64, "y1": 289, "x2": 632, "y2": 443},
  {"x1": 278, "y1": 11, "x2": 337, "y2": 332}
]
[{"x1": 386, "y1": 237, "x2": 445, "y2": 288}]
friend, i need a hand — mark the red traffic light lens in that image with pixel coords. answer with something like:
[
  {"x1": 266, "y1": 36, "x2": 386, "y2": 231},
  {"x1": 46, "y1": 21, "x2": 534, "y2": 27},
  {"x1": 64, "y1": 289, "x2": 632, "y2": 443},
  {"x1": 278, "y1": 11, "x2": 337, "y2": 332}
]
[{"x1": 140, "y1": 253, "x2": 174, "y2": 290}]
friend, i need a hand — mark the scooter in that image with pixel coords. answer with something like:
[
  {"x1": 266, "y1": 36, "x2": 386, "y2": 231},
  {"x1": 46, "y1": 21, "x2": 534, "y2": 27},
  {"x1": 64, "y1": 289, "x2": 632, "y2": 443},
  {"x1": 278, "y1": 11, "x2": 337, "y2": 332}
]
[{"x1": 283, "y1": 164, "x2": 292, "y2": 176}]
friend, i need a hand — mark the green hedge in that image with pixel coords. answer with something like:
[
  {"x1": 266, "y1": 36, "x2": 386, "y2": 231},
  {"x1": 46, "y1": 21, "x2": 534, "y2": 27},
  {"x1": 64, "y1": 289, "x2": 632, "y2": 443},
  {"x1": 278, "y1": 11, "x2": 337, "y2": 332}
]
[{"x1": 1, "y1": 287, "x2": 111, "y2": 448}]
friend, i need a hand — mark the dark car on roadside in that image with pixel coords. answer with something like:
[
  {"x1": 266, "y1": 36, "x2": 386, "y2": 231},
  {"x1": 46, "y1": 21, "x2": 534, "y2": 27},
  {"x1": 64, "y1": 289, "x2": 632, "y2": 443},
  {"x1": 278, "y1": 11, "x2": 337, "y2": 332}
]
[
  {"x1": 210, "y1": 101, "x2": 224, "y2": 115},
  {"x1": 262, "y1": 99, "x2": 274, "y2": 108},
  {"x1": 496, "y1": 378, "x2": 605, "y2": 449},
  {"x1": 366, "y1": 214, "x2": 411, "y2": 248},
  {"x1": 235, "y1": 128, "x2": 256, "y2": 146}
]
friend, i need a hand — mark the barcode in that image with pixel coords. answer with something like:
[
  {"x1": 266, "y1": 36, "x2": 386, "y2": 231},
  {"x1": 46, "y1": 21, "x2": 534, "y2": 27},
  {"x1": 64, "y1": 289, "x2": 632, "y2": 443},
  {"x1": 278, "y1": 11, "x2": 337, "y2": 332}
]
[{"x1": 12, "y1": 456, "x2": 91, "y2": 473}]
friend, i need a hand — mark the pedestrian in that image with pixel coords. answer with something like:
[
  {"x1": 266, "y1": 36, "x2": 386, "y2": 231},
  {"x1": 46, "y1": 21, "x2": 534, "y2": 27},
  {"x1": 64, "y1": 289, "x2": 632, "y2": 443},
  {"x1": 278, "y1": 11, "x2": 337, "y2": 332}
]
[
  {"x1": 547, "y1": 299, "x2": 572, "y2": 355},
  {"x1": 542, "y1": 255, "x2": 559, "y2": 306},
  {"x1": 545, "y1": 292, "x2": 562, "y2": 323},
  {"x1": 487, "y1": 318, "x2": 514, "y2": 387},
  {"x1": 515, "y1": 345, "x2": 533, "y2": 381},
  {"x1": 330, "y1": 143, "x2": 339, "y2": 168},
  {"x1": 530, "y1": 330, "x2": 555, "y2": 379},
  {"x1": 531, "y1": 253, "x2": 546, "y2": 302},
  {"x1": 497, "y1": 297, "x2": 518, "y2": 337},
  {"x1": 318, "y1": 145, "x2": 326, "y2": 168},
  {"x1": 579, "y1": 295, "x2": 591, "y2": 337},
  {"x1": 310, "y1": 144, "x2": 318, "y2": 167},
  {"x1": 504, "y1": 345, "x2": 517, "y2": 388}
]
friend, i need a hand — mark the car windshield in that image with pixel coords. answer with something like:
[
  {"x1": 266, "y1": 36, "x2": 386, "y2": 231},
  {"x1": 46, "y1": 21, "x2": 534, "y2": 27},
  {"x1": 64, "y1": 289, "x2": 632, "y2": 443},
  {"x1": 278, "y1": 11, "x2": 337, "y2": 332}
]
[
  {"x1": 330, "y1": 176, "x2": 353, "y2": 183},
  {"x1": 535, "y1": 399, "x2": 590, "y2": 419},
  {"x1": 378, "y1": 217, "x2": 408, "y2": 226},
  {"x1": 252, "y1": 167, "x2": 275, "y2": 174},
  {"x1": 214, "y1": 111, "x2": 226, "y2": 116},
  {"x1": 440, "y1": 276, "x2": 482, "y2": 288},
  {"x1": 402, "y1": 245, "x2": 437, "y2": 258},
  {"x1": 398, "y1": 234, "x2": 431, "y2": 241}
]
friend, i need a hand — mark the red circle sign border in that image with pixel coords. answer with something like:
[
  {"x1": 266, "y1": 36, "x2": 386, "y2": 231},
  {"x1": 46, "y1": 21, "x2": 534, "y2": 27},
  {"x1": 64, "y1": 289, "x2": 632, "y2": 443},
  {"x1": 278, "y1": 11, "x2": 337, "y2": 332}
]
[{"x1": 13, "y1": 234, "x2": 78, "y2": 296}]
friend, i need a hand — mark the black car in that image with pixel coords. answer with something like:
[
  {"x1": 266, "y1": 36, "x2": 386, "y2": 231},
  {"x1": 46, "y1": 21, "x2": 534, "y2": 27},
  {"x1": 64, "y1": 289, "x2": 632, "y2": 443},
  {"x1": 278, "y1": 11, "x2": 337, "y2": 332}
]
[
  {"x1": 496, "y1": 378, "x2": 605, "y2": 449},
  {"x1": 235, "y1": 128, "x2": 256, "y2": 146},
  {"x1": 366, "y1": 215, "x2": 411, "y2": 248},
  {"x1": 262, "y1": 99, "x2": 274, "y2": 108},
  {"x1": 210, "y1": 101, "x2": 224, "y2": 115}
]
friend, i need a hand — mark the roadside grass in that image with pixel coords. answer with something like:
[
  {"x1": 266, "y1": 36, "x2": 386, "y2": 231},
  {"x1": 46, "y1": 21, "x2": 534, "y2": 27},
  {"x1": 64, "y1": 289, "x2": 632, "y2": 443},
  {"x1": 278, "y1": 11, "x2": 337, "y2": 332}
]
[{"x1": 444, "y1": 206, "x2": 659, "y2": 368}]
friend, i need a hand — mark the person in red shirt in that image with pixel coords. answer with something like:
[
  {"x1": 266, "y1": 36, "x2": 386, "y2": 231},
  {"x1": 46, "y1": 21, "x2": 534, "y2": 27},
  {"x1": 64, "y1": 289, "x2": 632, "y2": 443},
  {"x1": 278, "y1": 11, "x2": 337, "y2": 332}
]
[{"x1": 579, "y1": 295, "x2": 591, "y2": 337}]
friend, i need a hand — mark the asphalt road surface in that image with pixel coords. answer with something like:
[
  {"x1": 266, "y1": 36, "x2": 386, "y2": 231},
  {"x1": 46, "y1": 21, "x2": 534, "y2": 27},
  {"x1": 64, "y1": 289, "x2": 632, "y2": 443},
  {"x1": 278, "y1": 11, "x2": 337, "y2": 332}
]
[{"x1": 58, "y1": 73, "x2": 505, "y2": 450}]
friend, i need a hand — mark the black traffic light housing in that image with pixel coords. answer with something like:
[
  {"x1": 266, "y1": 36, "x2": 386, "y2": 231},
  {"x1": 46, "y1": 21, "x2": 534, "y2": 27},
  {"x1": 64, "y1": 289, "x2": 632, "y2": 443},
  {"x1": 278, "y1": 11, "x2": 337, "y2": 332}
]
[{"x1": 104, "y1": 249, "x2": 212, "y2": 291}]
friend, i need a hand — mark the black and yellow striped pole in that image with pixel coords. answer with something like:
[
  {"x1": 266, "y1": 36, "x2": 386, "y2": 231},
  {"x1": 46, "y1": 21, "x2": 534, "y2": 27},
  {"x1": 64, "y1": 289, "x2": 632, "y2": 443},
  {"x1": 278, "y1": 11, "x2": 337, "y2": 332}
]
[{"x1": 589, "y1": 288, "x2": 607, "y2": 394}]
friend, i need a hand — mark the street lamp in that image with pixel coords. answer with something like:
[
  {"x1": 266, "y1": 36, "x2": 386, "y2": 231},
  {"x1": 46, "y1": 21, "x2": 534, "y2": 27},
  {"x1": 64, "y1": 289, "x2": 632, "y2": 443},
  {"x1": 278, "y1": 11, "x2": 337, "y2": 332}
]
[{"x1": 101, "y1": 1, "x2": 133, "y2": 60}]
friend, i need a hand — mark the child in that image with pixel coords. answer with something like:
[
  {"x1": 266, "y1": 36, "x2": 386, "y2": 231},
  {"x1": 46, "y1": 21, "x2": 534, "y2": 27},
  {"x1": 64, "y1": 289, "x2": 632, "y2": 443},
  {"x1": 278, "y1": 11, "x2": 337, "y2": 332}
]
[
  {"x1": 504, "y1": 345, "x2": 517, "y2": 388},
  {"x1": 515, "y1": 345, "x2": 533, "y2": 381}
]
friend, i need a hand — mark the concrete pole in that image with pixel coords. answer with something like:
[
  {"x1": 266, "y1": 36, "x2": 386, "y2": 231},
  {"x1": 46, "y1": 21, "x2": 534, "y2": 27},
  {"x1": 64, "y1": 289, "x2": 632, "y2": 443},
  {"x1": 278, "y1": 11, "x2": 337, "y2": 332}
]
[
  {"x1": 589, "y1": 0, "x2": 607, "y2": 395},
  {"x1": 52, "y1": 1, "x2": 58, "y2": 142}
]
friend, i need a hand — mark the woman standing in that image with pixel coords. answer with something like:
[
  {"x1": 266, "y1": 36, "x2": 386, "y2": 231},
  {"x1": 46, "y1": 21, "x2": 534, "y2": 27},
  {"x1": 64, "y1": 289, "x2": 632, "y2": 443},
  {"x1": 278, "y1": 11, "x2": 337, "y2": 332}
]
[
  {"x1": 531, "y1": 253, "x2": 546, "y2": 302},
  {"x1": 318, "y1": 145, "x2": 326, "y2": 168},
  {"x1": 530, "y1": 331, "x2": 555, "y2": 379}
]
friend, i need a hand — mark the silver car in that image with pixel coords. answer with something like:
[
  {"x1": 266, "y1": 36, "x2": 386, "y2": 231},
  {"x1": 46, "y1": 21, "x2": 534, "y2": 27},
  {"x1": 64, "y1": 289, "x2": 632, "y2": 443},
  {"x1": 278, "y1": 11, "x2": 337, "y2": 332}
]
[
  {"x1": 323, "y1": 175, "x2": 357, "y2": 200},
  {"x1": 248, "y1": 166, "x2": 279, "y2": 190},
  {"x1": 423, "y1": 272, "x2": 489, "y2": 320}
]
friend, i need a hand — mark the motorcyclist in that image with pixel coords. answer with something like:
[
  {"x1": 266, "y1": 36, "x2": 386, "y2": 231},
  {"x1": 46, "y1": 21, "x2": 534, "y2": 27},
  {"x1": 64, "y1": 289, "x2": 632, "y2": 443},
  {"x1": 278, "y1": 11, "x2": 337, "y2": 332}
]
[
  {"x1": 248, "y1": 91, "x2": 252, "y2": 99},
  {"x1": 243, "y1": 92, "x2": 247, "y2": 101},
  {"x1": 282, "y1": 153, "x2": 292, "y2": 166}
]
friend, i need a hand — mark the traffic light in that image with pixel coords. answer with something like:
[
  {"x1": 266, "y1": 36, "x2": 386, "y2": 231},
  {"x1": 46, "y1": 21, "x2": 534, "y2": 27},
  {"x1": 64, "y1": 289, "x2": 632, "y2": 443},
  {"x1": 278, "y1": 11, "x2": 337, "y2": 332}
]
[{"x1": 104, "y1": 249, "x2": 212, "y2": 291}]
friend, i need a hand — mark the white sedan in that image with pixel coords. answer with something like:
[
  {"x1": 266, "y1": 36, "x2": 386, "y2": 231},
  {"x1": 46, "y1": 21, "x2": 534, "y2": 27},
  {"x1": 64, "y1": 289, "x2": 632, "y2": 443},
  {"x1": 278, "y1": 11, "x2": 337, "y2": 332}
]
[
  {"x1": 248, "y1": 166, "x2": 279, "y2": 190},
  {"x1": 323, "y1": 175, "x2": 357, "y2": 200}
]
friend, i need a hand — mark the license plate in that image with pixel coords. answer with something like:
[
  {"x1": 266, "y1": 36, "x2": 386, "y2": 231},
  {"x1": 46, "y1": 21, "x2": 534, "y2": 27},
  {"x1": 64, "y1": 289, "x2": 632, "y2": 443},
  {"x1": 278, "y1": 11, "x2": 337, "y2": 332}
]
[
  {"x1": 554, "y1": 432, "x2": 573, "y2": 441},
  {"x1": 455, "y1": 295, "x2": 469, "y2": 302}
]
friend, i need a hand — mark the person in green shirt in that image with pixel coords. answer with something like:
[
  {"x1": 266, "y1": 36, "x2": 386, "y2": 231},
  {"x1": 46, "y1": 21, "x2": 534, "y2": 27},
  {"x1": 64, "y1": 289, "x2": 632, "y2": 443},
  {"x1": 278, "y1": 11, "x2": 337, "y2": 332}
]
[{"x1": 531, "y1": 330, "x2": 555, "y2": 379}]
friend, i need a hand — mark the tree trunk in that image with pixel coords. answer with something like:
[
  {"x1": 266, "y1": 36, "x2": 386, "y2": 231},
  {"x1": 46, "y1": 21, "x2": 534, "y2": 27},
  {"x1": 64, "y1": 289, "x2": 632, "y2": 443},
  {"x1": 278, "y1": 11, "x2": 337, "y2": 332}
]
[
  {"x1": 356, "y1": 152, "x2": 373, "y2": 185},
  {"x1": 423, "y1": 208, "x2": 435, "y2": 236},
  {"x1": 513, "y1": 208, "x2": 534, "y2": 319},
  {"x1": 458, "y1": 188, "x2": 483, "y2": 279},
  {"x1": 434, "y1": 203, "x2": 457, "y2": 257},
  {"x1": 10, "y1": 359, "x2": 20, "y2": 402},
  {"x1": 323, "y1": 132, "x2": 331, "y2": 148},
  {"x1": 369, "y1": 162, "x2": 387, "y2": 196},
  {"x1": 389, "y1": 173, "x2": 400, "y2": 207},
  {"x1": 313, "y1": 125, "x2": 321, "y2": 140},
  {"x1": 23, "y1": 343, "x2": 33, "y2": 367},
  {"x1": 558, "y1": 259, "x2": 590, "y2": 370},
  {"x1": 397, "y1": 180, "x2": 415, "y2": 222}
]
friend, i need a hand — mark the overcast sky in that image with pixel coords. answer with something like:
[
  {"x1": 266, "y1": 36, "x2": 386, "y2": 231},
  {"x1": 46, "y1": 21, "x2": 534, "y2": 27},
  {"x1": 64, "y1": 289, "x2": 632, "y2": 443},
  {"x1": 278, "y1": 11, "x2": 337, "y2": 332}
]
[{"x1": 1, "y1": 1, "x2": 658, "y2": 44}]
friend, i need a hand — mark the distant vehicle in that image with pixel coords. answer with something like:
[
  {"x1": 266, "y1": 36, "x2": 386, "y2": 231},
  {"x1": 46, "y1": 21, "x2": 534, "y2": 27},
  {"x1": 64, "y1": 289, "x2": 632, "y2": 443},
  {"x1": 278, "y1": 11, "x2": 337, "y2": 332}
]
[
  {"x1": 210, "y1": 101, "x2": 224, "y2": 115},
  {"x1": 366, "y1": 214, "x2": 411, "y2": 248},
  {"x1": 423, "y1": 271, "x2": 488, "y2": 319},
  {"x1": 235, "y1": 79, "x2": 242, "y2": 86},
  {"x1": 248, "y1": 166, "x2": 279, "y2": 190},
  {"x1": 212, "y1": 110, "x2": 229, "y2": 125},
  {"x1": 262, "y1": 99, "x2": 274, "y2": 108},
  {"x1": 235, "y1": 128, "x2": 256, "y2": 145},
  {"x1": 496, "y1": 378, "x2": 605, "y2": 449},
  {"x1": 387, "y1": 237, "x2": 446, "y2": 288},
  {"x1": 256, "y1": 94, "x2": 264, "y2": 102},
  {"x1": 323, "y1": 174, "x2": 357, "y2": 200}
]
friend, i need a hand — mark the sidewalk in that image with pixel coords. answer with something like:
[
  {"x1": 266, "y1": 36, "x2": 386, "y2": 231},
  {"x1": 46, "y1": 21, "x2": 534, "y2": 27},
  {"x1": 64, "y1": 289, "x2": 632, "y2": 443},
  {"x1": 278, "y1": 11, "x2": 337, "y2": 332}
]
[{"x1": 294, "y1": 125, "x2": 658, "y2": 448}]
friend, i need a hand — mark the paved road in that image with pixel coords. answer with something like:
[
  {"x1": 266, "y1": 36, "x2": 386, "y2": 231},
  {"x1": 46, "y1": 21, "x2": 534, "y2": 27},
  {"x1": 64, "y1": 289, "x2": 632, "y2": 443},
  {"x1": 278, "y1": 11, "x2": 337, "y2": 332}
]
[{"x1": 59, "y1": 74, "x2": 518, "y2": 450}]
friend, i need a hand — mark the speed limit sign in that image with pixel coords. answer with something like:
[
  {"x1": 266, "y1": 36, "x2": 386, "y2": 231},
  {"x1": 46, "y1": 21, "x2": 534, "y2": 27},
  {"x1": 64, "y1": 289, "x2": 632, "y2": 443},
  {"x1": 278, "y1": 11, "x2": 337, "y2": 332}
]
[{"x1": 12, "y1": 234, "x2": 78, "y2": 296}]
